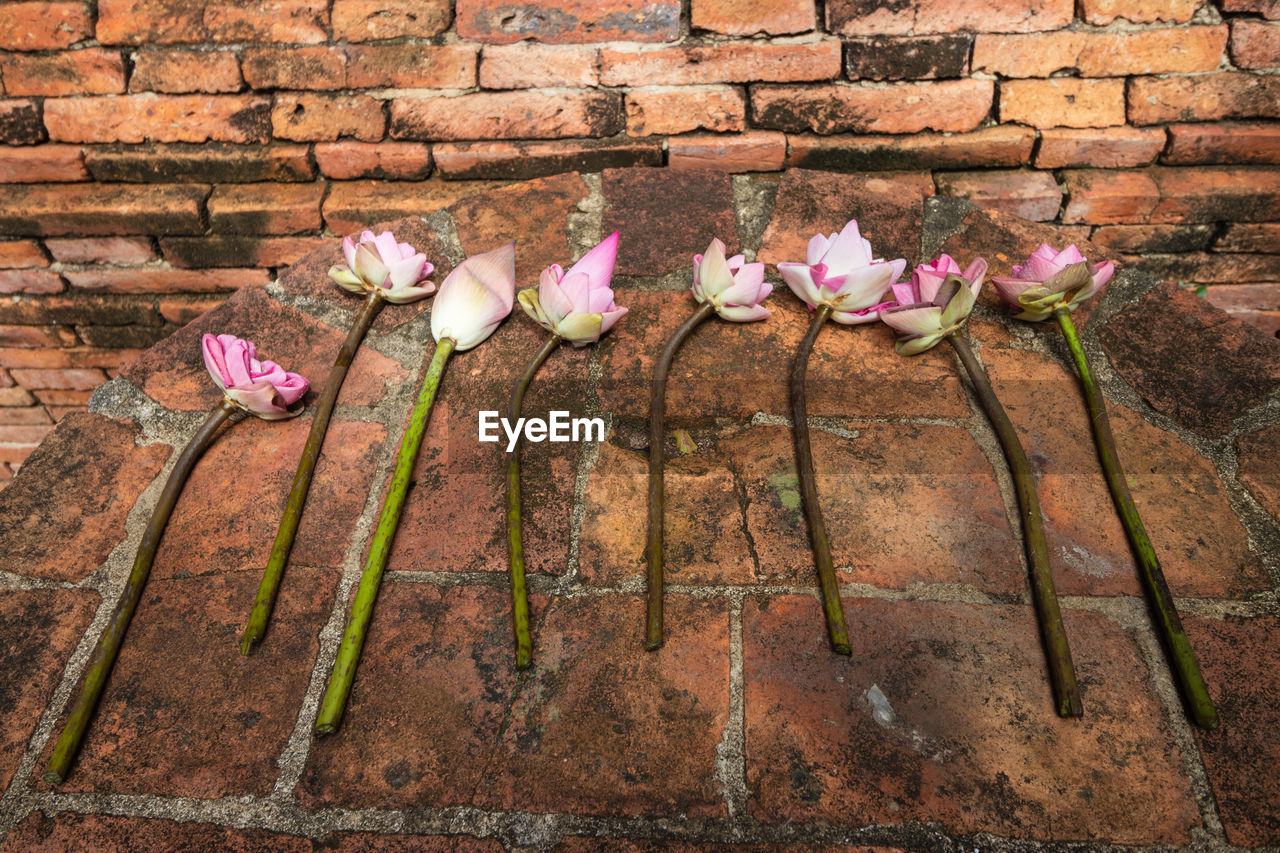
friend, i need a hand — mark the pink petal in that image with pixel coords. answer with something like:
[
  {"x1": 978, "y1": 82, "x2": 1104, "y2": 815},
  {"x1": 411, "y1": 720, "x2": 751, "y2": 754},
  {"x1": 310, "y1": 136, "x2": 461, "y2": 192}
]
[
  {"x1": 599, "y1": 305, "x2": 628, "y2": 336},
  {"x1": 222, "y1": 337, "x2": 256, "y2": 388},
  {"x1": 717, "y1": 303, "x2": 771, "y2": 323},
  {"x1": 201, "y1": 334, "x2": 230, "y2": 389},
  {"x1": 341, "y1": 236, "x2": 358, "y2": 269},
  {"x1": 373, "y1": 231, "x2": 400, "y2": 263},
  {"x1": 778, "y1": 262, "x2": 822, "y2": 308},
  {"x1": 385, "y1": 253, "x2": 427, "y2": 290},
  {"x1": 990, "y1": 275, "x2": 1036, "y2": 305},
  {"x1": 817, "y1": 220, "x2": 873, "y2": 276},
  {"x1": 540, "y1": 272, "x2": 576, "y2": 323},
  {"x1": 564, "y1": 231, "x2": 619, "y2": 297}
]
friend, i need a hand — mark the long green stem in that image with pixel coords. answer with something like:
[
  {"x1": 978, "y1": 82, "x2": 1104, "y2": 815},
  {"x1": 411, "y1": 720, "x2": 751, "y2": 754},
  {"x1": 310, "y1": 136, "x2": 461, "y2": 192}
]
[
  {"x1": 314, "y1": 337, "x2": 455, "y2": 735},
  {"x1": 1055, "y1": 309, "x2": 1218, "y2": 729},
  {"x1": 646, "y1": 301, "x2": 716, "y2": 651},
  {"x1": 45, "y1": 399, "x2": 236, "y2": 784},
  {"x1": 948, "y1": 331, "x2": 1082, "y2": 717},
  {"x1": 506, "y1": 334, "x2": 562, "y2": 669},
  {"x1": 791, "y1": 305, "x2": 852, "y2": 656},
  {"x1": 241, "y1": 292, "x2": 383, "y2": 655}
]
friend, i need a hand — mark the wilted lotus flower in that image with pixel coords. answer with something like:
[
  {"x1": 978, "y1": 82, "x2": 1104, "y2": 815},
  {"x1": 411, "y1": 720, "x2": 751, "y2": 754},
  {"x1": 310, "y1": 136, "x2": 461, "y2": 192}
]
[
  {"x1": 691, "y1": 238, "x2": 772, "y2": 322},
  {"x1": 519, "y1": 231, "x2": 627, "y2": 346},
  {"x1": 990, "y1": 243, "x2": 1115, "y2": 322},
  {"x1": 431, "y1": 242, "x2": 517, "y2": 350},
  {"x1": 881, "y1": 255, "x2": 989, "y2": 355},
  {"x1": 778, "y1": 220, "x2": 907, "y2": 324},
  {"x1": 202, "y1": 333, "x2": 309, "y2": 419},
  {"x1": 329, "y1": 230, "x2": 436, "y2": 304}
]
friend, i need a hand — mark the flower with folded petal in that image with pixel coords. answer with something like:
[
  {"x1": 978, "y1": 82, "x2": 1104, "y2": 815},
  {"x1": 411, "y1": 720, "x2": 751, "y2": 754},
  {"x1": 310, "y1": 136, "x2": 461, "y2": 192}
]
[
  {"x1": 881, "y1": 254, "x2": 989, "y2": 355},
  {"x1": 691, "y1": 237, "x2": 772, "y2": 322},
  {"x1": 431, "y1": 242, "x2": 517, "y2": 351},
  {"x1": 990, "y1": 243, "x2": 1115, "y2": 322},
  {"x1": 202, "y1": 333, "x2": 309, "y2": 419},
  {"x1": 519, "y1": 231, "x2": 628, "y2": 346},
  {"x1": 329, "y1": 230, "x2": 436, "y2": 304},
  {"x1": 778, "y1": 219, "x2": 907, "y2": 324}
]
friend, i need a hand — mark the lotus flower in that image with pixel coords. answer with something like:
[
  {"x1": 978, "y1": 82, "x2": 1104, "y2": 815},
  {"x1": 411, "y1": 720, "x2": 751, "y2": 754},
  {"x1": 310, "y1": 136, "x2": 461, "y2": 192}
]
[
  {"x1": 519, "y1": 231, "x2": 627, "y2": 346},
  {"x1": 881, "y1": 254, "x2": 989, "y2": 355},
  {"x1": 778, "y1": 220, "x2": 907, "y2": 324},
  {"x1": 329, "y1": 230, "x2": 436, "y2": 304},
  {"x1": 691, "y1": 238, "x2": 772, "y2": 322},
  {"x1": 431, "y1": 242, "x2": 516, "y2": 351},
  {"x1": 990, "y1": 244, "x2": 1115, "y2": 322},
  {"x1": 202, "y1": 333, "x2": 309, "y2": 419}
]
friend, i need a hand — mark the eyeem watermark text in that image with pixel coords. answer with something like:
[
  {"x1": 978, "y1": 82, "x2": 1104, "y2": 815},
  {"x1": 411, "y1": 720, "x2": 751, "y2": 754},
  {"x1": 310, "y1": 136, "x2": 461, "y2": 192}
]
[{"x1": 478, "y1": 410, "x2": 606, "y2": 452}]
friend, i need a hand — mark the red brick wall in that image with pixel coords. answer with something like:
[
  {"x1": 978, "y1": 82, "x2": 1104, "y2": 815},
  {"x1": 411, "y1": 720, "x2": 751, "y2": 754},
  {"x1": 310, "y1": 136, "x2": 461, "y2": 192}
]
[{"x1": 2, "y1": 0, "x2": 1279, "y2": 476}]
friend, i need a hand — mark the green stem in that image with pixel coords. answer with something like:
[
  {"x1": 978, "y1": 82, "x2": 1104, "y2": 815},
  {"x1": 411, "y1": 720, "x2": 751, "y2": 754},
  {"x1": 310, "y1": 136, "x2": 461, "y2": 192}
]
[
  {"x1": 1054, "y1": 309, "x2": 1218, "y2": 729},
  {"x1": 646, "y1": 301, "x2": 716, "y2": 651},
  {"x1": 45, "y1": 399, "x2": 236, "y2": 784},
  {"x1": 948, "y1": 331, "x2": 1082, "y2": 717},
  {"x1": 241, "y1": 292, "x2": 383, "y2": 655},
  {"x1": 506, "y1": 333, "x2": 562, "y2": 669},
  {"x1": 791, "y1": 305, "x2": 852, "y2": 656},
  {"x1": 314, "y1": 337, "x2": 455, "y2": 736}
]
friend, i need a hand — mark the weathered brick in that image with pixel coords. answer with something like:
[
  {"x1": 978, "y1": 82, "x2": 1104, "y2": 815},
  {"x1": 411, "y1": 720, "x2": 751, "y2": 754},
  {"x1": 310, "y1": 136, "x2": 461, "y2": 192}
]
[
  {"x1": 0, "y1": 240, "x2": 47, "y2": 268},
  {"x1": 935, "y1": 170, "x2": 1062, "y2": 221},
  {"x1": 75, "y1": 324, "x2": 175, "y2": 348},
  {"x1": 321, "y1": 180, "x2": 499, "y2": 234},
  {"x1": 1222, "y1": 0, "x2": 1280, "y2": 17},
  {"x1": 391, "y1": 91, "x2": 621, "y2": 141},
  {"x1": 0, "y1": 387, "x2": 35, "y2": 407},
  {"x1": 0, "y1": 345, "x2": 142, "y2": 369},
  {"x1": 1061, "y1": 169, "x2": 1160, "y2": 224},
  {"x1": 788, "y1": 125, "x2": 1033, "y2": 171},
  {"x1": 1216, "y1": 223, "x2": 1280, "y2": 253},
  {"x1": 314, "y1": 141, "x2": 433, "y2": 180},
  {"x1": 32, "y1": 388, "x2": 93, "y2": 406},
  {"x1": 433, "y1": 138, "x2": 663, "y2": 180},
  {"x1": 347, "y1": 45, "x2": 477, "y2": 89},
  {"x1": 45, "y1": 95, "x2": 272, "y2": 144},
  {"x1": 271, "y1": 94, "x2": 385, "y2": 142},
  {"x1": 1001, "y1": 78, "x2": 1124, "y2": 128},
  {"x1": 0, "y1": 183, "x2": 207, "y2": 236},
  {"x1": 0, "y1": 145, "x2": 87, "y2": 183},
  {"x1": 602, "y1": 168, "x2": 737, "y2": 276},
  {"x1": 600, "y1": 41, "x2": 840, "y2": 86},
  {"x1": 844, "y1": 34, "x2": 971, "y2": 80},
  {"x1": 1091, "y1": 223, "x2": 1215, "y2": 254},
  {"x1": 332, "y1": 0, "x2": 452, "y2": 41},
  {"x1": 64, "y1": 267, "x2": 269, "y2": 293},
  {"x1": 96, "y1": 0, "x2": 328, "y2": 45},
  {"x1": 1165, "y1": 121, "x2": 1280, "y2": 166},
  {"x1": 0, "y1": 100, "x2": 45, "y2": 145},
  {"x1": 9, "y1": 367, "x2": 105, "y2": 389},
  {"x1": 159, "y1": 295, "x2": 223, "y2": 325},
  {"x1": 479, "y1": 44, "x2": 599, "y2": 88},
  {"x1": 1130, "y1": 73, "x2": 1280, "y2": 124},
  {"x1": 1082, "y1": 0, "x2": 1199, "y2": 24},
  {"x1": 1036, "y1": 126, "x2": 1166, "y2": 169},
  {"x1": 753, "y1": 80, "x2": 993, "y2": 134},
  {"x1": 0, "y1": 269, "x2": 63, "y2": 294},
  {"x1": 85, "y1": 142, "x2": 314, "y2": 182},
  {"x1": 44, "y1": 236, "x2": 156, "y2": 264},
  {"x1": 456, "y1": 0, "x2": 680, "y2": 43},
  {"x1": 668, "y1": 131, "x2": 786, "y2": 172},
  {"x1": 1148, "y1": 166, "x2": 1280, "y2": 223},
  {"x1": 0, "y1": 49, "x2": 125, "y2": 96},
  {"x1": 130, "y1": 48, "x2": 242, "y2": 93},
  {"x1": 626, "y1": 85, "x2": 745, "y2": 136},
  {"x1": 160, "y1": 235, "x2": 331, "y2": 268},
  {"x1": 0, "y1": 325, "x2": 74, "y2": 348},
  {"x1": 974, "y1": 27, "x2": 1226, "y2": 77},
  {"x1": 0, "y1": 2, "x2": 92, "y2": 50},
  {"x1": 207, "y1": 182, "x2": 324, "y2": 234},
  {"x1": 692, "y1": 0, "x2": 815, "y2": 35},
  {"x1": 0, "y1": 424, "x2": 56, "y2": 447},
  {"x1": 1121, "y1": 252, "x2": 1280, "y2": 284},
  {"x1": 241, "y1": 46, "x2": 347, "y2": 90},
  {"x1": 1231, "y1": 20, "x2": 1280, "y2": 69},
  {"x1": 1237, "y1": 424, "x2": 1280, "y2": 517},
  {"x1": 0, "y1": 404, "x2": 54, "y2": 421},
  {"x1": 0, "y1": 294, "x2": 162, "y2": 327},
  {"x1": 827, "y1": 0, "x2": 1072, "y2": 35}
]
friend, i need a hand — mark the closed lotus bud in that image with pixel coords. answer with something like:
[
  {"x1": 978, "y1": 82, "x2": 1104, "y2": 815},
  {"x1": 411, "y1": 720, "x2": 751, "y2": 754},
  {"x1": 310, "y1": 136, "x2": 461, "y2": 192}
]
[
  {"x1": 430, "y1": 242, "x2": 517, "y2": 351},
  {"x1": 519, "y1": 232, "x2": 628, "y2": 346}
]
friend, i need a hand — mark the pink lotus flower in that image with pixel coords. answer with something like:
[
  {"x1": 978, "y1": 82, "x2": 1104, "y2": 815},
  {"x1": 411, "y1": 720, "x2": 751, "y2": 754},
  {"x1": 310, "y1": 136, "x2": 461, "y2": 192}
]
[
  {"x1": 881, "y1": 254, "x2": 989, "y2": 355},
  {"x1": 329, "y1": 230, "x2": 436, "y2": 304},
  {"x1": 202, "y1": 333, "x2": 309, "y2": 419},
  {"x1": 778, "y1": 220, "x2": 907, "y2": 324},
  {"x1": 519, "y1": 231, "x2": 627, "y2": 346},
  {"x1": 990, "y1": 243, "x2": 1115, "y2": 322},
  {"x1": 430, "y1": 242, "x2": 516, "y2": 351},
  {"x1": 691, "y1": 238, "x2": 772, "y2": 322}
]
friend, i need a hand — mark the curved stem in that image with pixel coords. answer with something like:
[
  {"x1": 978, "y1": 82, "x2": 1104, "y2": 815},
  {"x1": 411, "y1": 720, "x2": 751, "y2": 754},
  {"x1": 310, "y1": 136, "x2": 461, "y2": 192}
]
[
  {"x1": 1054, "y1": 310, "x2": 1218, "y2": 729},
  {"x1": 948, "y1": 331, "x2": 1082, "y2": 717},
  {"x1": 646, "y1": 301, "x2": 716, "y2": 651},
  {"x1": 506, "y1": 334, "x2": 562, "y2": 669},
  {"x1": 242, "y1": 291, "x2": 383, "y2": 655},
  {"x1": 791, "y1": 305, "x2": 852, "y2": 656},
  {"x1": 45, "y1": 399, "x2": 236, "y2": 784},
  {"x1": 314, "y1": 337, "x2": 455, "y2": 736}
]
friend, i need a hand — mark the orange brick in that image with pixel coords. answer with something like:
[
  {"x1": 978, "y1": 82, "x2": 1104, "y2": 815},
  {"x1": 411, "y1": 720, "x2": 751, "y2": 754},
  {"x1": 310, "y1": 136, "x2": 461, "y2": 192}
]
[
  {"x1": 479, "y1": 44, "x2": 599, "y2": 89},
  {"x1": 345, "y1": 45, "x2": 477, "y2": 89},
  {"x1": 31, "y1": 388, "x2": 94, "y2": 406},
  {"x1": 0, "y1": 325, "x2": 76, "y2": 349},
  {"x1": 314, "y1": 142, "x2": 433, "y2": 180},
  {"x1": 935, "y1": 170, "x2": 1062, "y2": 221},
  {"x1": 159, "y1": 296, "x2": 224, "y2": 325},
  {"x1": 0, "y1": 425, "x2": 55, "y2": 448},
  {"x1": 390, "y1": 91, "x2": 621, "y2": 141},
  {"x1": 1062, "y1": 170, "x2": 1161, "y2": 224},
  {"x1": 159, "y1": 235, "x2": 332, "y2": 268},
  {"x1": 1081, "y1": 0, "x2": 1200, "y2": 24},
  {"x1": 332, "y1": 0, "x2": 452, "y2": 40},
  {"x1": 44, "y1": 237, "x2": 156, "y2": 264},
  {"x1": 668, "y1": 131, "x2": 786, "y2": 172},
  {"x1": 130, "y1": 49, "x2": 242, "y2": 93},
  {"x1": 241, "y1": 47, "x2": 347, "y2": 90},
  {"x1": 973, "y1": 26, "x2": 1226, "y2": 77},
  {"x1": 1231, "y1": 21, "x2": 1280, "y2": 70},
  {"x1": 1129, "y1": 73, "x2": 1280, "y2": 124},
  {"x1": 1165, "y1": 122, "x2": 1280, "y2": 165},
  {"x1": 1000, "y1": 78, "x2": 1125, "y2": 128},
  {"x1": 0, "y1": 346, "x2": 142, "y2": 369},
  {"x1": 0, "y1": 241, "x2": 48, "y2": 268},
  {"x1": 827, "y1": 0, "x2": 1072, "y2": 35},
  {"x1": 1148, "y1": 166, "x2": 1280, "y2": 223},
  {"x1": 207, "y1": 183, "x2": 325, "y2": 234},
  {"x1": 692, "y1": 0, "x2": 815, "y2": 35},
  {"x1": 600, "y1": 41, "x2": 840, "y2": 86},
  {"x1": 322, "y1": 180, "x2": 500, "y2": 233},
  {"x1": 0, "y1": 2, "x2": 92, "y2": 49},
  {"x1": 271, "y1": 94, "x2": 385, "y2": 143},
  {"x1": 0, "y1": 405, "x2": 54, "y2": 423},
  {"x1": 432, "y1": 138, "x2": 663, "y2": 180},
  {"x1": 0, "y1": 146, "x2": 88, "y2": 183},
  {"x1": 0, "y1": 184, "x2": 208, "y2": 236},
  {"x1": 0, "y1": 270, "x2": 64, "y2": 295},
  {"x1": 96, "y1": 0, "x2": 328, "y2": 45},
  {"x1": 787, "y1": 125, "x2": 1034, "y2": 170},
  {"x1": 1036, "y1": 127, "x2": 1167, "y2": 169},
  {"x1": 45, "y1": 95, "x2": 271, "y2": 144},
  {"x1": 9, "y1": 367, "x2": 105, "y2": 390},
  {"x1": 0, "y1": 100, "x2": 45, "y2": 145},
  {"x1": 0, "y1": 386, "x2": 36, "y2": 407},
  {"x1": 625, "y1": 86, "x2": 745, "y2": 136},
  {"x1": 0, "y1": 49, "x2": 125, "y2": 96},
  {"x1": 1217, "y1": 223, "x2": 1280, "y2": 252},
  {"x1": 752, "y1": 80, "x2": 993, "y2": 134},
  {"x1": 63, "y1": 268, "x2": 270, "y2": 294},
  {"x1": 456, "y1": 0, "x2": 680, "y2": 43},
  {"x1": 1221, "y1": 0, "x2": 1280, "y2": 19}
]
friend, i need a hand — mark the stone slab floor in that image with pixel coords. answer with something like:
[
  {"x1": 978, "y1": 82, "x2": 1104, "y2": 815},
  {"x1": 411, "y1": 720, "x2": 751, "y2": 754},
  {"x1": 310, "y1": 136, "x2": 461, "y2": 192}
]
[{"x1": 0, "y1": 168, "x2": 1278, "y2": 852}]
